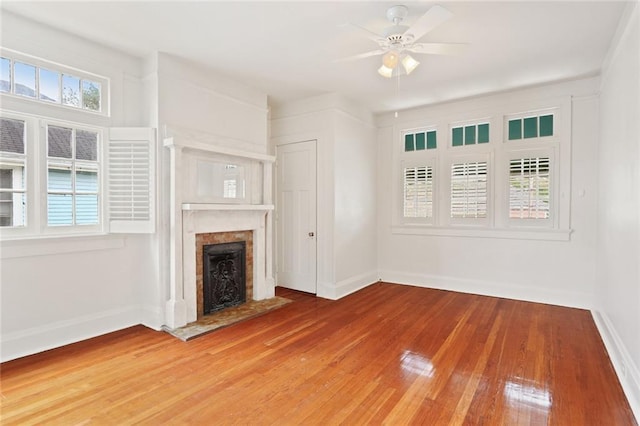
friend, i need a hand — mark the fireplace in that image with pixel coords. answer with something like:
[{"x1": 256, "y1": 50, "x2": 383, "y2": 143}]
[
  {"x1": 196, "y1": 231, "x2": 253, "y2": 319},
  {"x1": 203, "y1": 241, "x2": 246, "y2": 314},
  {"x1": 164, "y1": 135, "x2": 275, "y2": 329}
]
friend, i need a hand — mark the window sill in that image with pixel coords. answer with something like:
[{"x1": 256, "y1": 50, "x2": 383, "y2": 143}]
[
  {"x1": 0, "y1": 233, "x2": 125, "y2": 259},
  {"x1": 391, "y1": 225, "x2": 572, "y2": 241}
]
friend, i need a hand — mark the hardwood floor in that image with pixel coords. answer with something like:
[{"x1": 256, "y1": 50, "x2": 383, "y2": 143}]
[{"x1": 1, "y1": 283, "x2": 636, "y2": 425}]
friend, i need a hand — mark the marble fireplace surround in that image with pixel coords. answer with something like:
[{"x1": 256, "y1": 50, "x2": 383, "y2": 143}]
[
  {"x1": 182, "y1": 205, "x2": 274, "y2": 324},
  {"x1": 164, "y1": 134, "x2": 275, "y2": 329}
]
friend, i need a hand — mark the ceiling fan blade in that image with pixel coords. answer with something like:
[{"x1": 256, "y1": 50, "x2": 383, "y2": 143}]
[
  {"x1": 403, "y1": 5, "x2": 454, "y2": 43},
  {"x1": 335, "y1": 49, "x2": 387, "y2": 62},
  {"x1": 407, "y1": 43, "x2": 467, "y2": 56},
  {"x1": 339, "y1": 22, "x2": 384, "y2": 44}
]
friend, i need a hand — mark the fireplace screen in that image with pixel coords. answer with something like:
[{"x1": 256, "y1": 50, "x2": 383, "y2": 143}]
[{"x1": 202, "y1": 241, "x2": 247, "y2": 314}]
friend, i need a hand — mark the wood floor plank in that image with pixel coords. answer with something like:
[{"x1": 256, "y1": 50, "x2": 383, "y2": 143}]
[{"x1": 0, "y1": 283, "x2": 636, "y2": 425}]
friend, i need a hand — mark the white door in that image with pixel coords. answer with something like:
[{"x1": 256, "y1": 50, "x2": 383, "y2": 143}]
[{"x1": 276, "y1": 140, "x2": 317, "y2": 293}]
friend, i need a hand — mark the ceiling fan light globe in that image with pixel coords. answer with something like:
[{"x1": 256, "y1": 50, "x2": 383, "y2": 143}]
[
  {"x1": 402, "y1": 54, "x2": 420, "y2": 75},
  {"x1": 378, "y1": 65, "x2": 394, "y2": 78},
  {"x1": 382, "y1": 51, "x2": 399, "y2": 69}
]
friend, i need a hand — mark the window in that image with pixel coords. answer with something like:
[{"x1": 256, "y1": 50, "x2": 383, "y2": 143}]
[
  {"x1": 403, "y1": 165, "x2": 433, "y2": 219},
  {"x1": 452, "y1": 123, "x2": 490, "y2": 146},
  {"x1": 508, "y1": 114, "x2": 554, "y2": 140},
  {"x1": 393, "y1": 100, "x2": 569, "y2": 239},
  {"x1": 0, "y1": 117, "x2": 26, "y2": 227},
  {"x1": 0, "y1": 50, "x2": 107, "y2": 114},
  {"x1": 405, "y1": 130, "x2": 437, "y2": 151},
  {"x1": 450, "y1": 161, "x2": 488, "y2": 219},
  {"x1": 46, "y1": 124, "x2": 100, "y2": 226},
  {"x1": 509, "y1": 157, "x2": 550, "y2": 220}
]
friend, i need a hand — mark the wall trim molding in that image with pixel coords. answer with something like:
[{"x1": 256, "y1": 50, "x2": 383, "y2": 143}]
[
  {"x1": 591, "y1": 310, "x2": 640, "y2": 421},
  {"x1": 0, "y1": 305, "x2": 141, "y2": 362},
  {"x1": 317, "y1": 271, "x2": 378, "y2": 300},
  {"x1": 378, "y1": 270, "x2": 593, "y2": 309}
]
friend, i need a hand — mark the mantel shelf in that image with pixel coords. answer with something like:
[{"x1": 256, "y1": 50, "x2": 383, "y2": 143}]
[
  {"x1": 164, "y1": 137, "x2": 275, "y2": 163},
  {"x1": 182, "y1": 203, "x2": 274, "y2": 211}
]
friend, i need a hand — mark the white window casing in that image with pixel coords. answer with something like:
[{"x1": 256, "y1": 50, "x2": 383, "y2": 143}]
[
  {"x1": 108, "y1": 127, "x2": 155, "y2": 234},
  {"x1": 391, "y1": 96, "x2": 571, "y2": 240}
]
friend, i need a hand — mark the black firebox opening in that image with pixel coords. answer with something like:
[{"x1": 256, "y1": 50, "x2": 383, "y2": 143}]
[{"x1": 203, "y1": 241, "x2": 246, "y2": 315}]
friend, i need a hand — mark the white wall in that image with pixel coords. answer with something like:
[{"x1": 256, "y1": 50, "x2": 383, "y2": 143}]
[
  {"x1": 333, "y1": 107, "x2": 377, "y2": 292},
  {"x1": 0, "y1": 12, "x2": 155, "y2": 361},
  {"x1": 376, "y1": 78, "x2": 601, "y2": 309},
  {"x1": 593, "y1": 3, "x2": 640, "y2": 417},
  {"x1": 271, "y1": 94, "x2": 378, "y2": 299}
]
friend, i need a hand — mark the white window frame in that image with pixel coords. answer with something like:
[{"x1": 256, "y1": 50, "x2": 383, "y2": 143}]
[
  {"x1": 396, "y1": 125, "x2": 438, "y2": 226},
  {"x1": 445, "y1": 153, "x2": 492, "y2": 228},
  {"x1": 0, "y1": 112, "x2": 106, "y2": 238},
  {"x1": 41, "y1": 118, "x2": 104, "y2": 235},
  {"x1": 400, "y1": 159, "x2": 436, "y2": 225},
  {"x1": 504, "y1": 148, "x2": 556, "y2": 229},
  {"x1": 0, "y1": 48, "x2": 110, "y2": 117},
  {"x1": 391, "y1": 96, "x2": 571, "y2": 241}
]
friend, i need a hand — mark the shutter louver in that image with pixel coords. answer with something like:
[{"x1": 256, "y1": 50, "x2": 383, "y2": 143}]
[
  {"x1": 108, "y1": 128, "x2": 155, "y2": 233},
  {"x1": 450, "y1": 161, "x2": 488, "y2": 219},
  {"x1": 403, "y1": 166, "x2": 433, "y2": 218},
  {"x1": 509, "y1": 157, "x2": 550, "y2": 219}
]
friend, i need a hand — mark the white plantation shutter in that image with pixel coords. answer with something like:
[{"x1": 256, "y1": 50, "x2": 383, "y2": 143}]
[
  {"x1": 108, "y1": 128, "x2": 155, "y2": 233},
  {"x1": 509, "y1": 157, "x2": 550, "y2": 220},
  {"x1": 450, "y1": 161, "x2": 488, "y2": 219},
  {"x1": 403, "y1": 166, "x2": 433, "y2": 218}
]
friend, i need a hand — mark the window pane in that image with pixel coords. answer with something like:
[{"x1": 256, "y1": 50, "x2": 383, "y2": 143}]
[
  {"x1": 0, "y1": 191, "x2": 25, "y2": 227},
  {"x1": 0, "y1": 164, "x2": 25, "y2": 190},
  {"x1": 39, "y1": 68, "x2": 60, "y2": 103},
  {"x1": 464, "y1": 126, "x2": 476, "y2": 145},
  {"x1": 509, "y1": 157, "x2": 550, "y2": 219},
  {"x1": 47, "y1": 193, "x2": 73, "y2": 225},
  {"x1": 76, "y1": 194, "x2": 98, "y2": 224},
  {"x1": 508, "y1": 119, "x2": 522, "y2": 140},
  {"x1": 76, "y1": 169, "x2": 98, "y2": 192},
  {"x1": 62, "y1": 74, "x2": 81, "y2": 107},
  {"x1": 405, "y1": 134, "x2": 415, "y2": 152},
  {"x1": 404, "y1": 166, "x2": 433, "y2": 218},
  {"x1": 415, "y1": 132, "x2": 426, "y2": 150},
  {"x1": 451, "y1": 162, "x2": 488, "y2": 219},
  {"x1": 426, "y1": 131, "x2": 437, "y2": 149},
  {"x1": 539, "y1": 115, "x2": 554, "y2": 137},
  {"x1": 0, "y1": 118, "x2": 25, "y2": 154},
  {"x1": 76, "y1": 130, "x2": 98, "y2": 161},
  {"x1": 477, "y1": 123, "x2": 490, "y2": 144},
  {"x1": 48, "y1": 125, "x2": 73, "y2": 158},
  {"x1": 452, "y1": 127, "x2": 463, "y2": 146},
  {"x1": 523, "y1": 117, "x2": 538, "y2": 138},
  {"x1": 0, "y1": 57, "x2": 10, "y2": 93},
  {"x1": 14, "y1": 62, "x2": 36, "y2": 98},
  {"x1": 48, "y1": 166, "x2": 72, "y2": 191},
  {"x1": 82, "y1": 80, "x2": 101, "y2": 111}
]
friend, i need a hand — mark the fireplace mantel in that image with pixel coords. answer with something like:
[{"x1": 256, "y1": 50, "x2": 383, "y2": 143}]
[
  {"x1": 164, "y1": 134, "x2": 275, "y2": 329},
  {"x1": 182, "y1": 203, "x2": 274, "y2": 211}
]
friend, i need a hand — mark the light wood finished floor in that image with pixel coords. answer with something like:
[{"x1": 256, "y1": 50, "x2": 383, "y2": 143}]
[{"x1": 1, "y1": 283, "x2": 636, "y2": 425}]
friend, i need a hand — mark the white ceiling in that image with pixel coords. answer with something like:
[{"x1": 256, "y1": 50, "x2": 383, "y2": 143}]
[{"x1": 0, "y1": 1, "x2": 629, "y2": 113}]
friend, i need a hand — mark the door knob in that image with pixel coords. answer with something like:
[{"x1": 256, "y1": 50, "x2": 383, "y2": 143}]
[{"x1": 308, "y1": 232, "x2": 314, "y2": 237}]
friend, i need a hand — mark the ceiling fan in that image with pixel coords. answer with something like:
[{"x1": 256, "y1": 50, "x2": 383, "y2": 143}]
[{"x1": 341, "y1": 4, "x2": 465, "y2": 78}]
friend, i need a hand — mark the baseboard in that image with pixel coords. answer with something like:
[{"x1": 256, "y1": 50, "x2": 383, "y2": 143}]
[
  {"x1": 1, "y1": 305, "x2": 141, "y2": 362},
  {"x1": 317, "y1": 271, "x2": 378, "y2": 300},
  {"x1": 140, "y1": 305, "x2": 165, "y2": 331},
  {"x1": 591, "y1": 310, "x2": 640, "y2": 421},
  {"x1": 378, "y1": 270, "x2": 593, "y2": 309}
]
